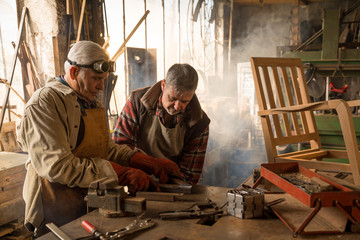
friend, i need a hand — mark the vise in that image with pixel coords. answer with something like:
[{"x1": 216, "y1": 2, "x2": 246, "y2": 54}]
[{"x1": 86, "y1": 178, "x2": 146, "y2": 217}]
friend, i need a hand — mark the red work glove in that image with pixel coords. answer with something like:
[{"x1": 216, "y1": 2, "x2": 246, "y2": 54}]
[
  {"x1": 109, "y1": 161, "x2": 159, "y2": 193},
  {"x1": 129, "y1": 152, "x2": 184, "y2": 184}
]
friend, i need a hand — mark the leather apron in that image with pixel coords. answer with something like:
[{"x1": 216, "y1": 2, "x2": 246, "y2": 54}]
[
  {"x1": 137, "y1": 113, "x2": 186, "y2": 163},
  {"x1": 41, "y1": 108, "x2": 109, "y2": 228}
]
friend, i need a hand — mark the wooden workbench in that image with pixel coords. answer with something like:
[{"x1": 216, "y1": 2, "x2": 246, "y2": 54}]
[{"x1": 40, "y1": 185, "x2": 360, "y2": 240}]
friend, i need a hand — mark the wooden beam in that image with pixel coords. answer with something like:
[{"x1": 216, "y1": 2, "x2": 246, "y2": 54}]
[{"x1": 233, "y1": 0, "x2": 326, "y2": 4}]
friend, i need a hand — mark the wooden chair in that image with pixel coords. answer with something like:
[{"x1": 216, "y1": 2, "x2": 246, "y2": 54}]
[{"x1": 250, "y1": 57, "x2": 360, "y2": 185}]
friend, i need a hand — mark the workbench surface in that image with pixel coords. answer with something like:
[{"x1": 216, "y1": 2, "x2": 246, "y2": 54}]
[{"x1": 40, "y1": 185, "x2": 360, "y2": 240}]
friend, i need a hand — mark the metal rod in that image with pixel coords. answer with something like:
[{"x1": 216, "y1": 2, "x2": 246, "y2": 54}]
[
  {"x1": 325, "y1": 76, "x2": 329, "y2": 101},
  {"x1": 227, "y1": 0, "x2": 233, "y2": 65},
  {"x1": 191, "y1": 0, "x2": 194, "y2": 66},
  {"x1": 162, "y1": 0, "x2": 166, "y2": 77},
  {"x1": 144, "y1": 0, "x2": 147, "y2": 50},
  {"x1": 295, "y1": 29, "x2": 323, "y2": 51},
  {"x1": 0, "y1": 7, "x2": 27, "y2": 133},
  {"x1": 103, "y1": 0, "x2": 109, "y2": 38},
  {"x1": 123, "y1": 0, "x2": 128, "y2": 99},
  {"x1": 202, "y1": 0, "x2": 205, "y2": 73},
  {"x1": 343, "y1": 0, "x2": 360, "y2": 17},
  {"x1": 178, "y1": 0, "x2": 181, "y2": 63},
  {"x1": 76, "y1": 0, "x2": 87, "y2": 42}
]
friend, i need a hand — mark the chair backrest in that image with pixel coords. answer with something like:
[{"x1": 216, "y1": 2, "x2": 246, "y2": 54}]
[{"x1": 250, "y1": 57, "x2": 322, "y2": 161}]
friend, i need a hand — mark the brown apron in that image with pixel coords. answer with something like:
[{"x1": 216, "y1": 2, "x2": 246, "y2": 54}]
[
  {"x1": 137, "y1": 113, "x2": 186, "y2": 164},
  {"x1": 41, "y1": 108, "x2": 109, "y2": 229}
]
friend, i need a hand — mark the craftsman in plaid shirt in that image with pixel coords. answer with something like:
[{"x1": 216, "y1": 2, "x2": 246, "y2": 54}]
[{"x1": 113, "y1": 64, "x2": 210, "y2": 184}]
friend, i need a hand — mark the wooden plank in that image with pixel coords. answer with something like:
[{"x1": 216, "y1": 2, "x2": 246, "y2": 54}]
[
  {"x1": 0, "y1": 152, "x2": 27, "y2": 178},
  {"x1": 76, "y1": 0, "x2": 86, "y2": 42},
  {"x1": 0, "y1": 183, "x2": 23, "y2": 205},
  {"x1": 0, "y1": 171, "x2": 25, "y2": 188},
  {"x1": 52, "y1": 36, "x2": 61, "y2": 77},
  {"x1": 0, "y1": 198, "x2": 25, "y2": 226},
  {"x1": 0, "y1": 220, "x2": 24, "y2": 238}
]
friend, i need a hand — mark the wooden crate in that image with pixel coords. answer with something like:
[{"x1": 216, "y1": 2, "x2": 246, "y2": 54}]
[{"x1": 0, "y1": 152, "x2": 27, "y2": 227}]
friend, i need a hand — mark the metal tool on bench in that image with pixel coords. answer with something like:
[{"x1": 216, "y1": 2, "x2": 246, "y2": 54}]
[
  {"x1": 226, "y1": 188, "x2": 264, "y2": 219},
  {"x1": 159, "y1": 183, "x2": 192, "y2": 193},
  {"x1": 159, "y1": 200, "x2": 223, "y2": 220},
  {"x1": 81, "y1": 218, "x2": 155, "y2": 239},
  {"x1": 86, "y1": 178, "x2": 146, "y2": 217}
]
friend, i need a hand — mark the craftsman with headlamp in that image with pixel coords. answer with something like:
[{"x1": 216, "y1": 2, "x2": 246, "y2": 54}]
[{"x1": 17, "y1": 41, "x2": 183, "y2": 236}]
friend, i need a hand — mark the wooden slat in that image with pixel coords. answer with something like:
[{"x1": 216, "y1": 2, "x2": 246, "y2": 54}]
[
  {"x1": 289, "y1": 66, "x2": 309, "y2": 134},
  {"x1": 296, "y1": 65, "x2": 320, "y2": 147},
  {"x1": 251, "y1": 58, "x2": 277, "y2": 161},
  {"x1": 284, "y1": 150, "x2": 328, "y2": 159},
  {"x1": 273, "y1": 132, "x2": 318, "y2": 146},
  {"x1": 280, "y1": 66, "x2": 301, "y2": 135},
  {"x1": 278, "y1": 148, "x2": 321, "y2": 157},
  {"x1": 261, "y1": 66, "x2": 283, "y2": 138},
  {"x1": 275, "y1": 157, "x2": 352, "y2": 173},
  {"x1": 271, "y1": 66, "x2": 292, "y2": 137},
  {"x1": 326, "y1": 150, "x2": 349, "y2": 159}
]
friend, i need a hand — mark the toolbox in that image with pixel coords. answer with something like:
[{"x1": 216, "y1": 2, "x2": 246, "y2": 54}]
[
  {"x1": 253, "y1": 162, "x2": 360, "y2": 236},
  {"x1": 0, "y1": 152, "x2": 27, "y2": 227}
]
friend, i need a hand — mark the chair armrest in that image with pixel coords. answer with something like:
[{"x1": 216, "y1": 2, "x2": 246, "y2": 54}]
[
  {"x1": 257, "y1": 99, "x2": 347, "y2": 116},
  {"x1": 347, "y1": 99, "x2": 360, "y2": 108}
]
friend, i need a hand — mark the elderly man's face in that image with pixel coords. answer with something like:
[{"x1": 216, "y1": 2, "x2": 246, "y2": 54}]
[
  {"x1": 76, "y1": 68, "x2": 108, "y2": 101},
  {"x1": 161, "y1": 80, "x2": 194, "y2": 115}
]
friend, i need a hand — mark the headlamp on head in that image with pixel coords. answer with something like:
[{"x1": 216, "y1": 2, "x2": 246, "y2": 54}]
[{"x1": 67, "y1": 59, "x2": 116, "y2": 73}]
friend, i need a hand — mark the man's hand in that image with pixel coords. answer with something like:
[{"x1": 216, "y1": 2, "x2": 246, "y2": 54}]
[
  {"x1": 129, "y1": 152, "x2": 184, "y2": 184},
  {"x1": 109, "y1": 162, "x2": 159, "y2": 193}
]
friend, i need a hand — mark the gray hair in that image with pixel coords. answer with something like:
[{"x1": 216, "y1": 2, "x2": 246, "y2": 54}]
[
  {"x1": 64, "y1": 41, "x2": 110, "y2": 73},
  {"x1": 165, "y1": 63, "x2": 198, "y2": 92}
]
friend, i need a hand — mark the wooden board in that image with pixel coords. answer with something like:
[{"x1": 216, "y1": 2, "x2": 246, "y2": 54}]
[
  {"x1": 0, "y1": 152, "x2": 27, "y2": 226},
  {"x1": 0, "y1": 198, "x2": 25, "y2": 226}
]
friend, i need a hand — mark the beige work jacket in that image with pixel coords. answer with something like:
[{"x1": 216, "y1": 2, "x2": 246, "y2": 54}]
[{"x1": 17, "y1": 78, "x2": 136, "y2": 232}]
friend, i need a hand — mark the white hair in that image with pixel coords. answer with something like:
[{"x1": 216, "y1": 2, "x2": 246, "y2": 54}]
[{"x1": 64, "y1": 41, "x2": 110, "y2": 73}]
